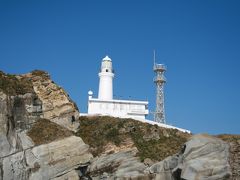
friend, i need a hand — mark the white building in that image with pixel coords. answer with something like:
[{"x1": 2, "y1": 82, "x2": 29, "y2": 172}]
[{"x1": 87, "y1": 55, "x2": 149, "y2": 119}]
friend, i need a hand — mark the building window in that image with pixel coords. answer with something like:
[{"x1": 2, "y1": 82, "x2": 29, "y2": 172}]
[{"x1": 106, "y1": 69, "x2": 109, "y2": 72}]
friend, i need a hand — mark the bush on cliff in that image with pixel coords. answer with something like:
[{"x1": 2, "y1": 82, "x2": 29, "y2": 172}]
[{"x1": 28, "y1": 118, "x2": 73, "y2": 145}]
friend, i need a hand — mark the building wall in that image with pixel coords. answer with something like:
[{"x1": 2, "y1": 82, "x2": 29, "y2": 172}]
[{"x1": 88, "y1": 99, "x2": 148, "y2": 119}]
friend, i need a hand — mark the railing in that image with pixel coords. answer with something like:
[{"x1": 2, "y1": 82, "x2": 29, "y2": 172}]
[{"x1": 153, "y1": 64, "x2": 166, "y2": 71}]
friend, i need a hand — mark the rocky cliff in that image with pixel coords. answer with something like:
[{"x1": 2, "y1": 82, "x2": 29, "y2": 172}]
[
  {"x1": 0, "y1": 71, "x2": 92, "y2": 180},
  {"x1": 22, "y1": 70, "x2": 79, "y2": 132},
  {"x1": 0, "y1": 70, "x2": 239, "y2": 180}
]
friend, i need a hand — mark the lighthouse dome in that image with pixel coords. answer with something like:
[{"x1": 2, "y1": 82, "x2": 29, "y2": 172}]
[{"x1": 102, "y1": 55, "x2": 111, "y2": 61}]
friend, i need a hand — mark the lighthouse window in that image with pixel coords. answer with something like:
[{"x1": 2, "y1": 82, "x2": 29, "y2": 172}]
[{"x1": 106, "y1": 69, "x2": 109, "y2": 72}]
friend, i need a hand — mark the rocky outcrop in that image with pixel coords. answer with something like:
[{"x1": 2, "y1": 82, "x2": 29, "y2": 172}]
[
  {"x1": 26, "y1": 136, "x2": 92, "y2": 180},
  {"x1": 146, "y1": 134, "x2": 231, "y2": 180},
  {"x1": 0, "y1": 71, "x2": 93, "y2": 180},
  {"x1": 1, "y1": 136, "x2": 92, "y2": 180},
  {"x1": 22, "y1": 70, "x2": 79, "y2": 132},
  {"x1": 0, "y1": 91, "x2": 41, "y2": 158},
  {"x1": 0, "y1": 89, "x2": 92, "y2": 180},
  {"x1": 88, "y1": 148, "x2": 151, "y2": 179},
  {"x1": 87, "y1": 134, "x2": 232, "y2": 179}
]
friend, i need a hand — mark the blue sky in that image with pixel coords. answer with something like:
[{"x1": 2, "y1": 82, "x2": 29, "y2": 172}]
[{"x1": 0, "y1": 0, "x2": 240, "y2": 134}]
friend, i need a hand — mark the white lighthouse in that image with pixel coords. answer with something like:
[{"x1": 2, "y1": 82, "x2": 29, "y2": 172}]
[
  {"x1": 98, "y1": 56, "x2": 114, "y2": 100},
  {"x1": 87, "y1": 55, "x2": 149, "y2": 119}
]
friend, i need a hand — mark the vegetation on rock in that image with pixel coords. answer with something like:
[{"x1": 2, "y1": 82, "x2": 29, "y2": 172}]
[
  {"x1": 28, "y1": 118, "x2": 73, "y2": 145},
  {"x1": 0, "y1": 71, "x2": 34, "y2": 95},
  {"x1": 31, "y1": 70, "x2": 50, "y2": 79},
  {"x1": 217, "y1": 134, "x2": 240, "y2": 179},
  {"x1": 76, "y1": 116, "x2": 190, "y2": 161}
]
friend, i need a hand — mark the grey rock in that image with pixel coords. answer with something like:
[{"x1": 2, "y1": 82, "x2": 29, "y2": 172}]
[
  {"x1": 2, "y1": 151, "x2": 29, "y2": 180},
  {"x1": 0, "y1": 91, "x2": 41, "y2": 157},
  {"x1": 88, "y1": 148, "x2": 150, "y2": 179},
  {"x1": 147, "y1": 134, "x2": 231, "y2": 180},
  {"x1": 51, "y1": 170, "x2": 80, "y2": 180},
  {"x1": 26, "y1": 136, "x2": 92, "y2": 180},
  {"x1": 147, "y1": 156, "x2": 178, "y2": 180},
  {"x1": 0, "y1": 136, "x2": 92, "y2": 180},
  {"x1": 0, "y1": 89, "x2": 92, "y2": 180},
  {"x1": 18, "y1": 131, "x2": 35, "y2": 150},
  {"x1": 179, "y1": 134, "x2": 231, "y2": 180}
]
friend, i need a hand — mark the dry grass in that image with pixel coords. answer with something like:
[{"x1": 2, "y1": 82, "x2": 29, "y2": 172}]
[
  {"x1": 27, "y1": 118, "x2": 73, "y2": 145},
  {"x1": 217, "y1": 134, "x2": 240, "y2": 142},
  {"x1": 76, "y1": 116, "x2": 190, "y2": 161},
  {"x1": 31, "y1": 70, "x2": 50, "y2": 79},
  {"x1": 0, "y1": 71, "x2": 34, "y2": 95}
]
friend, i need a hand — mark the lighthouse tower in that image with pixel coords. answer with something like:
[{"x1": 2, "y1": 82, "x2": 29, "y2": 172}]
[
  {"x1": 87, "y1": 55, "x2": 148, "y2": 120},
  {"x1": 98, "y1": 55, "x2": 114, "y2": 100}
]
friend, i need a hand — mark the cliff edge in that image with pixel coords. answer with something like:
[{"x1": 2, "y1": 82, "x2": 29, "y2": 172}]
[{"x1": 0, "y1": 70, "x2": 92, "y2": 180}]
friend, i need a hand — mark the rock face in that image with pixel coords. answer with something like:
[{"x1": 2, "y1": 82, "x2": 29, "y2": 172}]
[
  {"x1": 147, "y1": 134, "x2": 231, "y2": 180},
  {"x1": 180, "y1": 134, "x2": 231, "y2": 179},
  {"x1": 1, "y1": 136, "x2": 92, "y2": 180},
  {"x1": 88, "y1": 148, "x2": 151, "y2": 179},
  {"x1": 0, "y1": 71, "x2": 93, "y2": 180},
  {"x1": 0, "y1": 91, "x2": 41, "y2": 158},
  {"x1": 23, "y1": 70, "x2": 80, "y2": 132},
  {"x1": 26, "y1": 136, "x2": 92, "y2": 180}
]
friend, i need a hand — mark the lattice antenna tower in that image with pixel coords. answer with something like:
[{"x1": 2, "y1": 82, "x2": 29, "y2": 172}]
[{"x1": 153, "y1": 50, "x2": 166, "y2": 123}]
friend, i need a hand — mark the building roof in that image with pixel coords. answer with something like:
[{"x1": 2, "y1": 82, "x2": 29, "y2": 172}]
[{"x1": 89, "y1": 97, "x2": 148, "y2": 105}]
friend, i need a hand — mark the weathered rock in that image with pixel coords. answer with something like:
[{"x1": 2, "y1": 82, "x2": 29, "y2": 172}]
[
  {"x1": 147, "y1": 155, "x2": 178, "y2": 180},
  {"x1": 26, "y1": 136, "x2": 92, "y2": 179},
  {"x1": 24, "y1": 71, "x2": 80, "y2": 132},
  {"x1": 1, "y1": 136, "x2": 92, "y2": 180},
  {"x1": 143, "y1": 158, "x2": 154, "y2": 167},
  {"x1": 52, "y1": 170, "x2": 80, "y2": 180},
  {"x1": 179, "y1": 134, "x2": 231, "y2": 180},
  {"x1": 0, "y1": 71, "x2": 95, "y2": 180},
  {"x1": 2, "y1": 151, "x2": 29, "y2": 180},
  {"x1": 147, "y1": 134, "x2": 231, "y2": 180},
  {"x1": 0, "y1": 91, "x2": 42, "y2": 157},
  {"x1": 88, "y1": 148, "x2": 150, "y2": 179}
]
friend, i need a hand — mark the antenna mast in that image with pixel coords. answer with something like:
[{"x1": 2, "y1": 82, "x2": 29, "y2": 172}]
[
  {"x1": 153, "y1": 50, "x2": 156, "y2": 65},
  {"x1": 153, "y1": 51, "x2": 166, "y2": 124}
]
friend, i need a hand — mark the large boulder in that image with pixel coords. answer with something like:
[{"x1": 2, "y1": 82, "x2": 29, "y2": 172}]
[
  {"x1": 1, "y1": 136, "x2": 93, "y2": 180},
  {"x1": 26, "y1": 136, "x2": 92, "y2": 180},
  {"x1": 88, "y1": 148, "x2": 151, "y2": 179},
  {"x1": 147, "y1": 134, "x2": 231, "y2": 180},
  {"x1": 179, "y1": 134, "x2": 231, "y2": 179}
]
